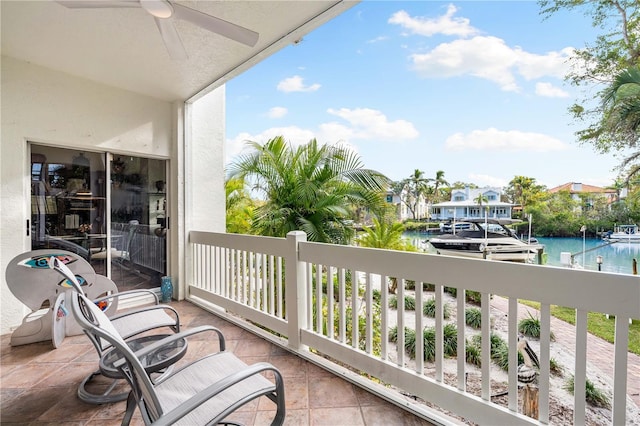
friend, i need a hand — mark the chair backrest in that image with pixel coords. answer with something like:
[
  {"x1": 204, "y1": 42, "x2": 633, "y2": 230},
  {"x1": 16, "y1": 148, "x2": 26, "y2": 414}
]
[{"x1": 66, "y1": 280, "x2": 164, "y2": 419}]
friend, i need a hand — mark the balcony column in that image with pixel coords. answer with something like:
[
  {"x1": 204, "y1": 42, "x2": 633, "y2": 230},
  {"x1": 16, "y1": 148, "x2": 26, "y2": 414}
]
[{"x1": 286, "y1": 231, "x2": 308, "y2": 350}]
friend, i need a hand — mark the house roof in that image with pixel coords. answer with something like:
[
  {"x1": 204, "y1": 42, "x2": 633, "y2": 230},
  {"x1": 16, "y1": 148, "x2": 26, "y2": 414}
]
[
  {"x1": 1, "y1": 1, "x2": 356, "y2": 102},
  {"x1": 548, "y1": 182, "x2": 616, "y2": 194}
]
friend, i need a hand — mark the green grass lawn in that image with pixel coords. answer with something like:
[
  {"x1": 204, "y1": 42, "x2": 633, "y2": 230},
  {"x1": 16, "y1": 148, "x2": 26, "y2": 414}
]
[{"x1": 518, "y1": 300, "x2": 640, "y2": 356}]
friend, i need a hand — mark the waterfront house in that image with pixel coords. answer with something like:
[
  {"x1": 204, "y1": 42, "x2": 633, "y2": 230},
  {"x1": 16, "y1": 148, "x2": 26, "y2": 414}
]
[
  {"x1": 431, "y1": 186, "x2": 513, "y2": 221},
  {"x1": 2, "y1": 2, "x2": 638, "y2": 425},
  {"x1": 386, "y1": 190, "x2": 430, "y2": 221},
  {"x1": 548, "y1": 182, "x2": 620, "y2": 212}
]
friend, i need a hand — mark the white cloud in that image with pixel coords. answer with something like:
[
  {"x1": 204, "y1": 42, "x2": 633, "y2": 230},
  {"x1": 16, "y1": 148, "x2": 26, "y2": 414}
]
[
  {"x1": 225, "y1": 127, "x2": 317, "y2": 164},
  {"x1": 367, "y1": 36, "x2": 389, "y2": 44},
  {"x1": 515, "y1": 47, "x2": 574, "y2": 80},
  {"x1": 388, "y1": 5, "x2": 479, "y2": 38},
  {"x1": 445, "y1": 128, "x2": 569, "y2": 152},
  {"x1": 468, "y1": 173, "x2": 508, "y2": 188},
  {"x1": 393, "y1": 5, "x2": 576, "y2": 92},
  {"x1": 326, "y1": 108, "x2": 419, "y2": 140},
  {"x1": 535, "y1": 82, "x2": 569, "y2": 98},
  {"x1": 267, "y1": 107, "x2": 288, "y2": 118},
  {"x1": 409, "y1": 36, "x2": 520, "y2": 91},
  {"x1": 277, "y1": 75, "x2": 321, "y2": 93},
  {"x1": 409, "y1": 36, "x2": 575, "y2": 92},
  {"x1": 226, "y1": 108, "x2": 419, "y2": 164}
]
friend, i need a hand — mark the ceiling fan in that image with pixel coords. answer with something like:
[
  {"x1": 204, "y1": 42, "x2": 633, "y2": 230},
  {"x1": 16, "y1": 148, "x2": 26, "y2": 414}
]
[{"x1": 56, "y1": 0, "x2": 259, "y2": 60}]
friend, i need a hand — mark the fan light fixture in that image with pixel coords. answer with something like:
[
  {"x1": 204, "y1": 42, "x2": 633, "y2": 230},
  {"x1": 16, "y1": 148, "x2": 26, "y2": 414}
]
[{"x1": 140, "y1": 0, "x2": 173, "y2": 19}]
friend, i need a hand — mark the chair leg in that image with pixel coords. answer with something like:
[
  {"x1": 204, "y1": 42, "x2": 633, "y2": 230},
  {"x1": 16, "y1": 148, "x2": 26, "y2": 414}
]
[{"x1": 121, "y1": 391, "x2": 136, "y2": 426}]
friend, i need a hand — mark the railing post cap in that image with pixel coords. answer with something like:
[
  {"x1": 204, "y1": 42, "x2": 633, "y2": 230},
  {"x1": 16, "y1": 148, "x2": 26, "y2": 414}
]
[{"x1": 286, "y1": 230, "x2": 307, "y2": 240}]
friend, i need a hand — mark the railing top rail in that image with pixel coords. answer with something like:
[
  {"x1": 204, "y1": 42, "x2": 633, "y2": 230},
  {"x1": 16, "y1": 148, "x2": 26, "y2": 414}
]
[{"x1": 189, "y1": 231, "x2": 289, "y2": 257}]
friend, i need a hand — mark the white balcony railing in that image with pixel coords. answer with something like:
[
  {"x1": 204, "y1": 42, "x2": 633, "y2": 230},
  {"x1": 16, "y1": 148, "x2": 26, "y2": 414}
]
[{"x1": 187, "y1": 230, "x2": 639, "y2": 425}]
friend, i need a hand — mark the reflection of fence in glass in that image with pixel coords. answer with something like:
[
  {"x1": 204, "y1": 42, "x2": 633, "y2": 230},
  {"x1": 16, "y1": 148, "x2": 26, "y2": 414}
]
[{"x1": 111, "y1": 222, "x2": 165, "y2": 273}]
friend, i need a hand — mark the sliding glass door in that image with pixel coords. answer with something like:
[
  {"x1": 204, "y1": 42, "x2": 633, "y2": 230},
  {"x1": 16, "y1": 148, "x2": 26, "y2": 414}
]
[
  {"x1": 109, "y1": 155, "x2": 167, "y2": 291},
  {"x1": 30, "y1": 144, "x2": 167, "y2": 291}
]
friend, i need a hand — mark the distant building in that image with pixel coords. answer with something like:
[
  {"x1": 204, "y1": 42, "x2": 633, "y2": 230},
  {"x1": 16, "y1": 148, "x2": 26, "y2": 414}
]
[
  {"x1": 385, "y1": 190, "x2": 429, "y2": 221},
  {"x1": 548, "y1": 182, "x2": 619, "y2": 210},
  {"x1": 431, "y1": 186, "x2": 513, "y2": 220}
]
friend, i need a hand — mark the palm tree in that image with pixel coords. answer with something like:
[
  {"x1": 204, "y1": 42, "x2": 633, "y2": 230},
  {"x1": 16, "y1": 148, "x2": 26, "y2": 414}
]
[
  {"x1": 358, "y1": 217, "x2": 416, "y2": 293},
  {"x1": 225, "y1": 177, "x2": 254, "y2": 234},
  {"x1": 432, "y1": 170, "x2": 449, "y2": 202},
  {"x1": 227, "y1": 136, "x2": 389, "y2": 244},
  {"x1": 474, "y1": 194, "x2": 489, "y2": 218},
  {"x1": 394, "y1": 169, "x2": 431, "y2": 220},
  {"x1": 602, "y1": 66, "x2": 640, "y2": 180}
]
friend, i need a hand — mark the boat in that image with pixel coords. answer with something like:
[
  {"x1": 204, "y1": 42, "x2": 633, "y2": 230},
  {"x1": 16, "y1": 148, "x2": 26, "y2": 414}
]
[
  {"x1": 603, "y1": 224, "x2": 640, "y2": 243},
  {"x1": 428, "y1": 218, "x2": 543, "y2": 262}
]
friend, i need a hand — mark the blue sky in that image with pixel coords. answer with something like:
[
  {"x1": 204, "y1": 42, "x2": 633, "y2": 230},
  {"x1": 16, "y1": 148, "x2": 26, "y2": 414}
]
[{"x1": 225, "y1": 1, "x2": 624, "y2": 189}]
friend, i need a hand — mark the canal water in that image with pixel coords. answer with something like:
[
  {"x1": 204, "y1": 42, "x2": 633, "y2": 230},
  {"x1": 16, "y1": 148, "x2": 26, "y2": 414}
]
[{"x1": 403, "y1": 232, "x2": 639, "y2": 276}]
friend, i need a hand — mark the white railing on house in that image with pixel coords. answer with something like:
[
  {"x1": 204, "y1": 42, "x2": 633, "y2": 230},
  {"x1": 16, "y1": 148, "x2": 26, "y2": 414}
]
[{"x1": 187, "y1": 230, "x2": 639, "y2": 425}]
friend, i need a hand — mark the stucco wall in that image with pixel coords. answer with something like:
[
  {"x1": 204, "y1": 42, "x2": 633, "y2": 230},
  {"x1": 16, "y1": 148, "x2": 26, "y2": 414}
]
[{"x1": 0, "y1": 57, "x2": 175, "y2": 334}]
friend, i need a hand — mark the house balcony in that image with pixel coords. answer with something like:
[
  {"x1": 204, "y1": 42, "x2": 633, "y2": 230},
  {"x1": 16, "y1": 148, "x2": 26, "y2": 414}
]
[{"x1": 2, "y1": 230, "x2": 639, "y2": 425}]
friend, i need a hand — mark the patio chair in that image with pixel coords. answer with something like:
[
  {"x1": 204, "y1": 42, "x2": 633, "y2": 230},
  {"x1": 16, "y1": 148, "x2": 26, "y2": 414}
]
[
  {"x1": 43, "y1": 252, "x2": 180, "y2": 404},
  {"x1": 58, "y1": 257, "x2": 286, "y2": 426}
]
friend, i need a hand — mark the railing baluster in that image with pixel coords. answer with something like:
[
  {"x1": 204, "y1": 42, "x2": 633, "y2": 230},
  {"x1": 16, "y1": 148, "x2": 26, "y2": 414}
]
[
  {"x1": 316, "y1": 264, "x2": 323, "y2": 334},
  {"x1": 397, "y1": 277, "x2": 405, "y2": 367},
  {"x1": 457, "y1": 286, "x2": 466, "y2": 391},
  {"x1": 481, "y1": 292, "x2": 491, "y2": 401},
  {"x1": 276, "y1": 257, "x2": 282, "y2": 318},
  {"x1": 539, "y1": 302, "x2": 551, "y2": 424},
  {"x1": 307, "y1": 263, "x2": 313, "y2": 329},
  {"x1": 574, "y1": 309, "x2": 588, "y2": 425},
  {"x1": 261, "y1": 253, "x2": 267, "y2": 312},
  {"x1": 365, "y1": 273, "x2": 373, "y2": 354},
  {"x1": 352, "y1": 270, "x2": 359, "y2": 350},
  {"x1": 327, "y1": 266, "x2": 334, "y2": 339},
  {"x1": 415, "y1": 281, "x2": 424, "y2": 375},
  {"x1": 434, "y1": 283, "x2": 442, "y2": 381},
  {"x1": 339, "y1": 268, "x2": 346, "y2": 344},
  {"x1": 612, "y1": 315, "x2": 630, "y2": 425},
  {"x1": 508, "y1": 296, "x2": 518, "y2": 412},
  {"x1": 381, "y1": 274, "x2": 389, "y2": 361}
]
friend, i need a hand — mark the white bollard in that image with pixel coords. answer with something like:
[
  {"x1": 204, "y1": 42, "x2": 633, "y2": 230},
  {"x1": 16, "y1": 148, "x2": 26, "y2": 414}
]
[{"x1": 560, "y1": 252, "x2": 573, "y2": 268}]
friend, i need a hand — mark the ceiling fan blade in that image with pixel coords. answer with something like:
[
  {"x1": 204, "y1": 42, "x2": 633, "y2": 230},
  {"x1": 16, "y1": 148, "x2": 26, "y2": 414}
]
[
  {"x1": 172, "y1": 3, "x2": 258, "y2": 47},
  {"x1": 56, "y1": 0, "x2": 141, "y2": 9},
  {"x1": 154, "y1": 16, "x2": 188, "y2": 60}
]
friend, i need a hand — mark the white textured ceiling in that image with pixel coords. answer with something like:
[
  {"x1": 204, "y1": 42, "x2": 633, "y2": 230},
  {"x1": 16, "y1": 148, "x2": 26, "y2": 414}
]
[{"x1": 1, "y1": 0, "x2": 356, "y2": 101}]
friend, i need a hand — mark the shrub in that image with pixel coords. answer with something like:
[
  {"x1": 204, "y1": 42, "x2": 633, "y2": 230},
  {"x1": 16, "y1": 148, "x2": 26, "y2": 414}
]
[
  {"x1": 442, "y1": 323, "x2": 458, "y2": 356},
  {"x1": 444, "y1": 287, "x2": 482, "y2": 304},
  {"x1": 518, "y1": 311, "x2": 556, "y2": 341},
  {"x1": 550, "y1": 357, "x2": 564, "y2": 376},
  {"x1": 471, "y1": 333, "x2": 523, "y2": 371},
  {"x1": 389, "y1": 295, "x2": 416, "y2": 310},
  {"x1": 389, "y1": 325, "x2": 398, "y2": 342},
  {"x1": 465, "y1": 307, "x2": 482, "y2": 329},
  {"x1": 389, "y1": 295, "x2": 398, "y2": 309},
  {"x1": 372, "y1": 288, "x2": 381, "y2": 304},
  {"x1": 393, "y1": 324, "x2": 458, "y2": 362},
  {"x1": 405, "y1": 281, "x2": 435, "y2": 291},
  {"x1": 564, "y1": 375, "x2": 610, "y2": 408},
  {"x1": 423, "y1": 298, "x2": 451, "y2": 319},
  {"x1": 466, "y1": 338, "x2": 482, "y2": 367}
]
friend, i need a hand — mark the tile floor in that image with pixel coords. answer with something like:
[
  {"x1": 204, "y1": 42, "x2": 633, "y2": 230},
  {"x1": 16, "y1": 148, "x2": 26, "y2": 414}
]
[{"x1": 1, "y1": 301, "x2": 434, "y2": 425}]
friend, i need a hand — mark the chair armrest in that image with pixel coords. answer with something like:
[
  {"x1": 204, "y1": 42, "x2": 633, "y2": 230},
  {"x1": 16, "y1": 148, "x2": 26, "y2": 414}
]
[
  {"x1": 93, "y1": 289, "x2": 160, "y2": 306},
  {"x1": 112, "y1": 325, "x2": 225, "y2": 369},
  {"x1": 153, "y1": 362, "x2": 284, "y2": 426}
]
